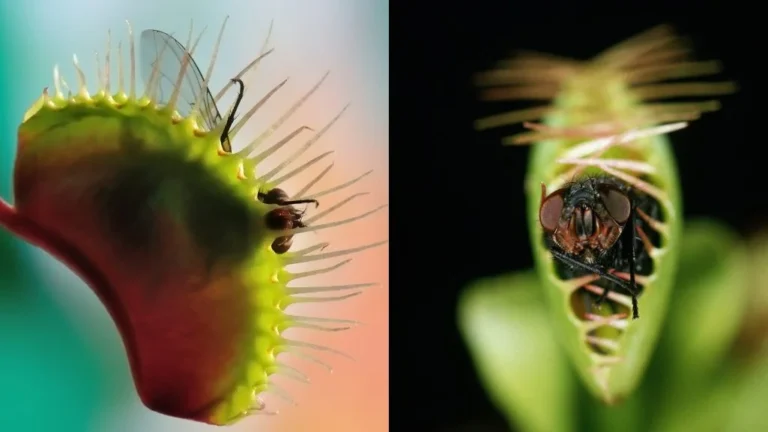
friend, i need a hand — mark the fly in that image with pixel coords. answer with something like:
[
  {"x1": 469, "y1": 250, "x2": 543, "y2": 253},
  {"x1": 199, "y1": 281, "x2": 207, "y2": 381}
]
[{"x1": 539, "y1": 175, "x2": 661, "y2": 319}]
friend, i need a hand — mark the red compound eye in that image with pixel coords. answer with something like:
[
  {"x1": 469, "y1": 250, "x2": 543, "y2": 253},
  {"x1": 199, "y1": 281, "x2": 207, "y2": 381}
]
[
  {"x1": 539, "y1": 186, "x2": 565, "y2": 232},
  {"x1": 599, "y1": 185, "x2": 631, "y2": 224}
]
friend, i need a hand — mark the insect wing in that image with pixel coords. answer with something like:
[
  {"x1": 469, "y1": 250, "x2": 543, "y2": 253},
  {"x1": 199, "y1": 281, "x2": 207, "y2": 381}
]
[{"x1": 139, "y1": 30, "x2": 232, "y2": 151}]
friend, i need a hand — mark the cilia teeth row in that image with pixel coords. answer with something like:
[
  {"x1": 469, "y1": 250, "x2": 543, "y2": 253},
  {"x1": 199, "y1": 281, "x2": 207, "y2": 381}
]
[
  {"x1": 42, "y1": 19, "x2": 387, "y2": 414},
  {"x1": 44, "y1": 18, "x2": 389, "y2": 238},
  {"x1": 552, "y1": 124, "x2": 674, "y2": 365}
]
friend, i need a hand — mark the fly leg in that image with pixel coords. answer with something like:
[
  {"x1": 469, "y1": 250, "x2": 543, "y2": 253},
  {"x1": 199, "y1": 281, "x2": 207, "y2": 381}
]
[
  {"x1": 626, "y1": 201, "x2": 640, "y2": 319},
  {"x1": 219, "y1": 78, "x2": 246, "y2": 151},
  {"x1": 549, "y1": 249, "x2": 632, "y2": 293},
  {"x1": 258, "y1": 190, "x2": 319, "y2": 208}
]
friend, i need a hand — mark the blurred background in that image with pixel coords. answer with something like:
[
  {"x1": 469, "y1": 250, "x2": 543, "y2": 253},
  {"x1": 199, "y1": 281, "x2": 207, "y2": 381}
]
[
  {"x1": 0, "y1": 1, "x2": 387, "y2": 431},
  {"x1": 391, "y1": 7, "x2": 763, "y2": 432}
]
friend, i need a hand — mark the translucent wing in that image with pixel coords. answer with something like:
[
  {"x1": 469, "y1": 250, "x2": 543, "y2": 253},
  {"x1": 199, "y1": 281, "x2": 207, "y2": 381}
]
[{"x1": 140, "y1": 29, "x2": 232, "y2": 151}]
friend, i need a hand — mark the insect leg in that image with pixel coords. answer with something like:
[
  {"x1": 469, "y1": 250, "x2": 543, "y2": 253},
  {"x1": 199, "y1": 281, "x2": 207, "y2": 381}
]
[
  {"x1": 280, "y1": 198, "x2": 320, "y2": 207},
  {"x1": 595, "y1": 282, "x2": 611, "y2": 305},
  {"x1": 627, "y1": 201, "x2": 640, "y2": 319},
  {"x1": 258, "y1": 191, "x2": 320, "y2": 208},
  {"x1": 220, "y1": 78, "x2": 246, "y2": 149},
  {"x1": 549, "y1": 249, "x2": 632, "y2": 292},
  {"x1": 595, "y1": 206, "x2": 641, "y2": 318}
]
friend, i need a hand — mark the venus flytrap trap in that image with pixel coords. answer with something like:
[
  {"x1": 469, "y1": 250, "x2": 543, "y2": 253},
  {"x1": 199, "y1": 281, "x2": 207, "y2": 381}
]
[
  {"x1": 473, "y1": 25, "x2": 735, "y2": 403},
  {"x1": 0, "y1": 18, "x2": 386, "y2": 426}
]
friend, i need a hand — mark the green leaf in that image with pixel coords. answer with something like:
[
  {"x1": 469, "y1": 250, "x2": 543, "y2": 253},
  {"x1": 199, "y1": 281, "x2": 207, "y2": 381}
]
[
  {"x1": 458, "y1": 271, "x2": 575, "y2": 432},
  {"x1": 654, "y1": 219, "x2": 749, "y2": 390},
  {"x1": 636, "y1": 219, "x2": 748, "y2": 431},
  {"x1": 651, "y1": 349, "x2": 768, "y2": 432},
  {"x1": 721, "y1": 349, "x2": 768, "y2": 431}
]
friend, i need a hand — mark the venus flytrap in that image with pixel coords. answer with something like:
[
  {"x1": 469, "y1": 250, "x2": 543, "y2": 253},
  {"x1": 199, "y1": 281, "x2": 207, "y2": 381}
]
[
  {"x1": 0, "y1": 18, "x2": 385, "y2": 425},
  {"x1": 473, "y1": 25, "x2": 736, "y2": 402}
]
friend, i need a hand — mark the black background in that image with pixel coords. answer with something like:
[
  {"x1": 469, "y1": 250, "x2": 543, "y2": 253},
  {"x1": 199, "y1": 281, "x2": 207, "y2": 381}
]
[{"x1": 390, "y1": 5, "x2": 759, "y2": 432}]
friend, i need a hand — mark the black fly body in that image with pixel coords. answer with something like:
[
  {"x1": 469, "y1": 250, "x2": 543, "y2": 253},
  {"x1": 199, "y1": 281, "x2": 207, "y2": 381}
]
[{"x1": 539, "y1": 175, "x2": 661, "y2": 319}]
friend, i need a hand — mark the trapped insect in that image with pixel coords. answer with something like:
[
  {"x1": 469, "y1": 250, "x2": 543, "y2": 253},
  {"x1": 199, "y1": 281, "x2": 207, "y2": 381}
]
[
  {"x1": 140, "y1": 29, "x2": 320, "y2": 254},
  {"x1": 539, "y1": 175, "x2": 661, "y2": 320}
]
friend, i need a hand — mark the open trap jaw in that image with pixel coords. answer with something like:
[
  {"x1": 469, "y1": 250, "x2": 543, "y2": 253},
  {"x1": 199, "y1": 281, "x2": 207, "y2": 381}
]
[
  {"x1": 516, "y1": 121, "x2": 679, "y2": 402},
  {"x1": 474, "y1": 23, "x2": 734, "y2": 402},
  {"x1": 538, "y1": 123, "x2": 676, "y2": 329}
]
